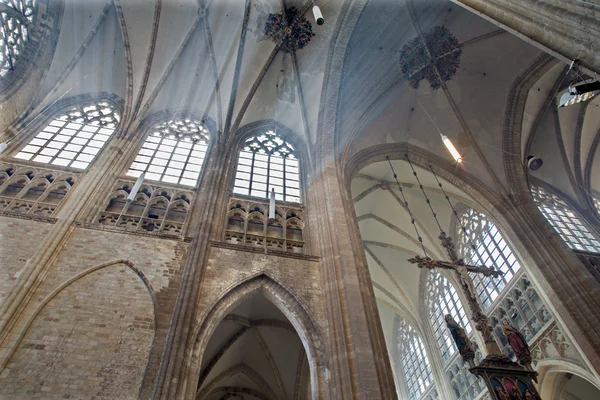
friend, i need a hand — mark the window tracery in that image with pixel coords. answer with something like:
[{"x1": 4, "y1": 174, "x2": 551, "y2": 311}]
[
  {"x1": 126, "y1": 119, "x2": 210, "y2": 186},
  {"x1": 530, "y1": 185, "x2": 600, "y2": 252},
  {"x1": 14, "y1": 102, "x2": 120, "y2": 169},
  {"x1": 96, "y1": 180, "x2": 193, "y2": 236},
  {"x1": 396, "y1": 318, "x2": 435, "y2": 400},
  {"x1": 488, "y1": 276, "x2": 552, "y2": 359},
  {"x1": 224, "y1": 196, "x2": 305, "y2": 253},
  {"x1": 233, "y1": 130, "x2": 301, "y2": 203},
  {"x1": 0, "y1": 0, "x2": 35, "y2": 78},
  {"x1": 428, "y1": 270, "x2": 488, "y2": 399},
  {"x1": 0, "y1": 163, "x2": 76, "y2": 216},
  {"x1": 457, "y1": 209, "x2": 521, "y2": 308},
  {"x1": 428, "y1": 270, "x2": 471, "y2": 363}
]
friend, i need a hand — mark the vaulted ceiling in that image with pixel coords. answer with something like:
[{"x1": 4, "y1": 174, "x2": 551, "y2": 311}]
[
  {"x1": 198, "y1": 293, "x2": 309, "y2": 400},
  {"x1": 4, "y1": 0, "x2": 593, "y2": 390},
  {"x1": 6, "y1": 0, "x2": 588, "y2": 209}
]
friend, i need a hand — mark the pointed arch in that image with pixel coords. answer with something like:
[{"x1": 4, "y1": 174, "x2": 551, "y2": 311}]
[
  {"x1": 0, "y1": 259, "x2": 158, "y2": 398},
  {"x1": 187, "y1": 273, "x2": 329, "y2": 399},
  {"x1": 0, "y1": 259, "x2": 158, "y2": 372}
]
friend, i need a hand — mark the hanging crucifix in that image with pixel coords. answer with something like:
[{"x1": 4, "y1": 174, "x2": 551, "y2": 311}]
[{"x1": 386, "y1": 155, "x2": 541, "y2": 400}]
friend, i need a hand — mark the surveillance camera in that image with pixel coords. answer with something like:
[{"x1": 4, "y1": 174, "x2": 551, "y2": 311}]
[
  {"x1": 527, "y1": 155, "x2": 543, "y2": 171},
  {"x1": 313, "y1": 5, "x2": 324, "y2": 25}
]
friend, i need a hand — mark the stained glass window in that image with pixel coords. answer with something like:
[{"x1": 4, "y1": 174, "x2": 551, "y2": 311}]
[
  {"x1": 397, "y1": 318, "x2": 435, "y2": 400},
  {"x1": 428, "y1": 270, "x2": 471, "y2": 363},
  {"x1": 14, "y1": 101, "x2": 120, "y2": 169},
  {"x1": 457, "y1": 209, "x2": 522, "y2": 308},
  {"x1": 233, "y1": 130, "x2": 301, "y2": 203},
  {"x1": 126, "y1": 119, "x2": 209, "y2": 187},
  {"x1": 531, "y1": 185, "x2": 600, "y2": 253},
  {"x1": 0, "y1": 0, "x2": 36, "y2": 77}
]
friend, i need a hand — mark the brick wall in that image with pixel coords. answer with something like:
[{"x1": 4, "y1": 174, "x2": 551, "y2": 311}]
[
  {"x1": 198, "y1": 244, "x2": 324, "y2": 331},
  {"x1": 0, "y1": 263, "x2": 154, "y2": 399},
  {"x1": 0, "y1": 224, "x2": 189, "y2": 398},
  {"x1": 0, "y1": 217, "x2": 52, "y2": 301}
]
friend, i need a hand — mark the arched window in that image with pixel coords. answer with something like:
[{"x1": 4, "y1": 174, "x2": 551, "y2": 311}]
[
  {"x1": 397, "y1": 318, "x2": 435, "y2": 400},
  {"x1": 456, "y1": 208, "x2": 522, "y2": 308},
  {"x1": 233, "y1": 130, "x2": 301, "y2": 203},
  {"x1": 531, "y1": 185, "x2": 600, "y2": 252},
  {"x1": 0, "y1": 0, "x2": 35, "y2": 78},
  {"x1": 126, "y1": 118, "x2": 210, "y2": 186},
  {"x1": 14, "y1": 101, "x2": 120, "y2": 169},
  {"x1": 427, "y1": 270, "x2": 471, "y2": 363}
]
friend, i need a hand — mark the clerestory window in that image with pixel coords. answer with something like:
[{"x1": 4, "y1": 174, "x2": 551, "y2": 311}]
[
  {"x1": 456, "y1": 208, "x2": 521, "y2": 309},
  {"x1": 0, "y1": 0, "x2": 35, "y2": 78},
  {"x1": 427, "y1": 270, "x2": 471, "y2": 363},
  {"x1": 126, "y1": 119, "x2": 210, "y2": 187},
  {"x1": 397, "y1": 318, "x2": 435, "y2": 400},
  {"x1": 14, "y1": 101, "x2": 120, "y2": 169},
  {"x1": 531, "y1": 185, "x2": 600, "y2": 253},
  {"x1": 233, "y1": 130, "x2": 301, "y2": 203}
]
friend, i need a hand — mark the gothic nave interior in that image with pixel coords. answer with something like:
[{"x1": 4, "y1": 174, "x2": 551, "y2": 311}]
[{"x1": 0, "y1": 0, "x2": 599, "y2": 399}]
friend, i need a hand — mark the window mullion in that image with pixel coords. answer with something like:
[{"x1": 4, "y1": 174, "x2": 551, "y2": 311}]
[{"x1": 266, "y1": 152, "x2": 271, "y2": 199}]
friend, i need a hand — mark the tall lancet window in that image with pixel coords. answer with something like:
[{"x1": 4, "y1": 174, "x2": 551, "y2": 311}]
[
  {"x1": 233, "y1": 130, "x2": 301, "y2": 203},
  {"x1": 531, "y1": 185, "x2": 600, "y2": 253},
  {"x1": 456, "y1": 208, "x2": 521, "y2": 308},
  {"x1": 127, "y1": 119, "x2": 210, "y2": 186},
  {"x1": 427, "y1": 270, "x2": 471, "y2": 363},
  {"x1": 14, "y1": 101, "x2": 120, "y2": 169},
  {"x1": 397, "y1": 318, "x2": 435, "y2": 400},
  {"x1": 0, "y1": 0, "x2": 36, "y2": 77}
]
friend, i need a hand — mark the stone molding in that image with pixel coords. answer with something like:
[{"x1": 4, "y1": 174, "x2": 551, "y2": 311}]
[
  {"x1": 74, "y1": 221, "x2": 193, "y2": 242},
  {"x1": 209, "y1": 240, "x2": 319, "y2": 261},
  {"x1": 0, "y1": 210, "x2": 57, "y2": 224}
]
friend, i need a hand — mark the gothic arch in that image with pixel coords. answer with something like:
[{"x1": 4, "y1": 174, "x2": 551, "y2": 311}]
[
  {"x1": 0, "y1": 259, "x2": 158, "y2": 372},
  {"x1": 0, "y1": 259, "x2": 158, "y2": 398},
  {"x1": 537, "y1": 360, "x2": 600, "y2": 400},
  {"x1": 187, "y1": 273, "x2": 329, "y2": 399}
]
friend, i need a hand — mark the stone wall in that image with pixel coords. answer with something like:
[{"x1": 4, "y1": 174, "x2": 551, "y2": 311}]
[
  {"x1": 0, "y1": 263, "x2": 154, "y2": 399},
  {"x1": 0, "y1": 217, "x2": 53, "y2": 301},
  {"x1": 198, "y1": 243, "x2": 324, "y2": 331},
  {"x1": 0, "y1": 224, "x2": 189, "y2": 399}
]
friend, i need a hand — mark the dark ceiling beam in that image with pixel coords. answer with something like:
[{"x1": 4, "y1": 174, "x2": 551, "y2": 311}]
[
  {"x1": 251, "y1": 327, "x2": 288, "y2": 400},
  {"x1": 129, "y1": 0, "x2": 162, "y2": 124},
  {"x1": 523, "y1": 64, "x2": 567, "y2": 157},
  {"x1": 223, "y1": 0, "x2": 252, "y2": 137},
  {"x1": 112, "y1": 0, "x2": 134, "y2": 129},
  {"x1": 138, "y1": 15, "x2": 203, "y2": 122},
  {"x1": 227, "y1": 0, "x2": 313, "y2": 139},
  {"x1": 196, "y1": 326, "x2": 250, "y2": 390},
  {"x1": 201, "y1": 6, "x2": 223, "y2": 135},
  {"x1": 198, "y1": 363, "x2": 277, "y2": 399},
  {"x1": 208, "y1": 387, "x2": 270, "y2": 400}
]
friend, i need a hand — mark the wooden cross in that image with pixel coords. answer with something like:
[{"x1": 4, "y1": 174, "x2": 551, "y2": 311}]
[{"x1": 408, "y1": 233, "x2": 503, "y2": 355}]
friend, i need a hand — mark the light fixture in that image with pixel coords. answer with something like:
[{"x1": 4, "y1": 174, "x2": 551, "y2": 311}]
[
  {"x1": 312, "y1": 1, "x2": 324, "y2": 25},
  {"x1": 558, "y1": 62, "x2": 600, "y2": 108},
  {"x1": 441, "y1": 134, "x2": 462, "y2": 163},
  {"x1": 127, "y1": 172, "x2": 146, "y2": 202},
  {"x1": 0, "y1": 141, "x2": 8, "y2": 154},
  {"x1": 558, "y1": 81, "x2": 600, "y2": 108}
]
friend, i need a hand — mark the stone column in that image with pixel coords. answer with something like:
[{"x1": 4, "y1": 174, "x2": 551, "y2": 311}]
[
  {"x1": 452, "y1": 0, "x2": 600, "y2": 74},
  {"x1": 307, "y1": 138, "x2": 397, "y2": 398}
]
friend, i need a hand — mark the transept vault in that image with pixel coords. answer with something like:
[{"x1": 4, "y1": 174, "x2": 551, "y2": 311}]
[{"x1": 0, "y1": 0, "x2": 599, "y2": 399}]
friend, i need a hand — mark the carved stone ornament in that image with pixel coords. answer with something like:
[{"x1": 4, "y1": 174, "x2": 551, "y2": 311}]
[{"x1": 264, "y1": 6, "x2": 314, "y2": 53}]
